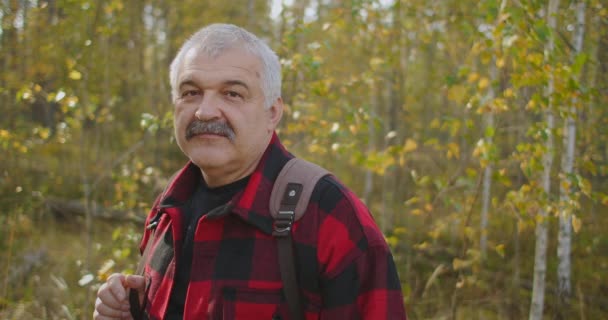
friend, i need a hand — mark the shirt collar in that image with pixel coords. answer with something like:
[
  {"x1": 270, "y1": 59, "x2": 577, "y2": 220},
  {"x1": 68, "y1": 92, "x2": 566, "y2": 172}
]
[{"x1": 230, "y1": 132, "x2": 293, "y2": 234}]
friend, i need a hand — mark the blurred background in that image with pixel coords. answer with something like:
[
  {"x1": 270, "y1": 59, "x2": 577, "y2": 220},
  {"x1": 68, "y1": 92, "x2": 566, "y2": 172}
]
[{"x1": 0, "y1": 0, "x2": 607, "y2": 319}]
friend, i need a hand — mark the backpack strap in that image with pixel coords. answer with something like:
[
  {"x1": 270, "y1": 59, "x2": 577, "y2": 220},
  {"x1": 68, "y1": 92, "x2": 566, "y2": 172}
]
[{"x1": 270, "y1": 158, "x2": 330, "y2": 320}]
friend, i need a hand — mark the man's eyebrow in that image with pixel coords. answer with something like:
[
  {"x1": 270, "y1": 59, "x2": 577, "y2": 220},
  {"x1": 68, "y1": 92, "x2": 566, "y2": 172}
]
[
  {"x1": 223, "y1": 80, "x2": 250, "y2": 90},
  {"x1": 178, "y1": 79, "x2": 249, "y2": 90},
  {"x1": 178, "y1": 79, "x2": 197, "y2": 90}
]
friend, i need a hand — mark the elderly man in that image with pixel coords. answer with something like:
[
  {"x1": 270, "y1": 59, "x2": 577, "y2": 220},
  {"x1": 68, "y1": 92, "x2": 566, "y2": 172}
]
[{"x1": 94, "y1": 23, "x2": 407, "y2": 320}]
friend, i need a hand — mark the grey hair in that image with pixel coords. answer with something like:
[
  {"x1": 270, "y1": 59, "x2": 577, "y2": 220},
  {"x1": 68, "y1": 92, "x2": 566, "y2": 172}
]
[{"x1": 169, "y1": 23, "x2": 282, "y2": 109}]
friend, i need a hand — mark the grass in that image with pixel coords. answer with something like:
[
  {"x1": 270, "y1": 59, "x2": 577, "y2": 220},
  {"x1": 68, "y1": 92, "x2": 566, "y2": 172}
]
[{"x1": 1, "y1": 200, "x2": 607, "y2": 319}]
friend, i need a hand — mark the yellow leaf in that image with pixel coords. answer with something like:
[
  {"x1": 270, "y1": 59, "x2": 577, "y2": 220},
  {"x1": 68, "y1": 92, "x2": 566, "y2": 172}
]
[
  {"x1": 370, "y1": 57, "x2": 384, "y2": 68},
  {"x1": 399, "y1": 155, "x2": 405, "y2": 167},
  {"x1": 453, "y1": 258, "x2": 472, "y2": 271},
  {"x1": 478, "y1": 77, "x2": 490, "y2": 90},
  {"x1": 496, "y1": 57, "x2": 505, "y2": 68},
  {"x1": 472, "y1": 139, "x2": 485, "y2": 158},
  {"x1": 66, "y1": 58, "x2": 76, "y2": 69},
  {"x1": 394, "y1": 227, "x2": 407, "y2": 235},
  {"x1": 464, "y1": 227, "x2": 475, "y2": 241},
  {"x1": 430, "y1": 118, "x2": 440, "y2": 129},
  {"x1": 97, "y1": 259, "x2": 116, "y2": 281},
  {"x1": 448, "y1": 85, "x2": 467, "y2": 103},
  {"x1": 411, "y1": 209, "x2": 423, "y2": 216},
  {"x1": 447, "y1": 142, "x2": 460, "y2": 160},
  {"x1": 414, "y1": 241, "x2": 430, "y2": 250},
  {"x1": 39, "y1": 128, "x2": 50, "y2": 139},
  {"x1": 580, "y1": 178, "x2": 592, "y2": 197},
  {"x1": 69, "y1": 70, "x2": 82, "y2": 80},
  {"x1": 404, "y1": 197, "x2": 419, "y2": 206},
  {"x1": 385, "y1": 236, "x2": 398, "y2": 248},
  {"x1": 495, "y1": 244, "x2": 505, "y2": 258},
  {"x1": 467, "y1": 72, "x2": 479, "y2": 83},
  {"x1": 403, "y1": 139, "x2": 418, "y2": 153},
  {"x1": 572, "y1": 215, "x2": 582, "y2": 233}
]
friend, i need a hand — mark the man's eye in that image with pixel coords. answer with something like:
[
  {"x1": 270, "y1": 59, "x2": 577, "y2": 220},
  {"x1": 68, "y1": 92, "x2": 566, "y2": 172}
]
[
  {"x1": 225, "y1": 91, "x2": 242, "y2": 99},
  {"x1": 181, "y1": 90, "x2": 200, "y2": 97}
]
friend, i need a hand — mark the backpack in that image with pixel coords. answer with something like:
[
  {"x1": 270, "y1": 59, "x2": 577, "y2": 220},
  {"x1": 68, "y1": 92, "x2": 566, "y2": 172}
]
[{"x1": 130, "y1": 158, "x2": 330, "y2": 320}]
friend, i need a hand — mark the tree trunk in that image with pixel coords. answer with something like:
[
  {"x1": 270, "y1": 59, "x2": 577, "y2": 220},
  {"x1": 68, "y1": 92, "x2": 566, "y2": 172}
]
[
  {"x1": 513, "y1": 214, "x2": 521, "y2": 317},
  {"x1": 557, "y1": 0, "x2": 585, "y2": 304},
  {"x1": 363, "y1": 81, "x2": 378, "y2": 206},
  {"x1": 530, "y1": 0, "x2": 560, "y2": 319},
  {"x1": 381, "y1": 0, "x2": 405, "y2": 233},
  {"x1": 480, "y1": 0, "x2": 506, "y2": 260},
  {"x1": 2, "y1": 0, "x2": 20, "y2": 131},
  {"x1": 480, "y1": 57, "x2": 497, "y2": 260}
]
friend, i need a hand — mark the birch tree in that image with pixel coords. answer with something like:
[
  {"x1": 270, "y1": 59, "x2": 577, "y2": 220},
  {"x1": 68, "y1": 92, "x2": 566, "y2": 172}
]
[
  {"x1": 480, "y1": 0, "x2": 507, "y2": 259},
  {"x1": 557, "y1": 0, "x2": 586, "y2": 302},
  {"x1": 530, "y1": 0, "x2": 560, "y2": 319},
  {"x1": 479, "y1": 92, "x2": 494, "y2": 260}
]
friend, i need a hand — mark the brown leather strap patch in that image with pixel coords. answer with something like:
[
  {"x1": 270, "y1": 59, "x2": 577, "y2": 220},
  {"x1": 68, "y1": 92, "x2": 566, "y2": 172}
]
[{"x1": 270, "y1": 158, "x2": 330, "y2": 222}]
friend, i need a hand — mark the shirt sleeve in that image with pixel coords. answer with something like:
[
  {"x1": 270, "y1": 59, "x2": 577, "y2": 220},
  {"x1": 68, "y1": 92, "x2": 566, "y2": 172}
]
[
  {"x1": 318, "y1": 244, "x2": 407, "y2": 319},
  {"x1": 313, "y1": 178, "x2": 407, "y2": 319},
  {"x1": 138, "y1": 193, "x2": 163, "y2": 254}
]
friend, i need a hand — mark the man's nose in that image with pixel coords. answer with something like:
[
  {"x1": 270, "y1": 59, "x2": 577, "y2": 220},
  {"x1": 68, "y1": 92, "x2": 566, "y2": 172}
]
[{"x1": 194, "y1": 94, "x2": 221, "y2": 121}]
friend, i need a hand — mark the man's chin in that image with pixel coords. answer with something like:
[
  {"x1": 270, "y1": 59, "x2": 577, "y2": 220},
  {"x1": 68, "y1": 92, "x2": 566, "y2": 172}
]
[{"x1": 189, "y1": 151, "x2": 232, "y2": 169}]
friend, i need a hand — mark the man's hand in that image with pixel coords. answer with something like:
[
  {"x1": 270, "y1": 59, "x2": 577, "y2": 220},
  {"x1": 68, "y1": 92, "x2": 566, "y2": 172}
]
[{"x1": 93, "y1": 273, "x2": 145, "y2": 320}]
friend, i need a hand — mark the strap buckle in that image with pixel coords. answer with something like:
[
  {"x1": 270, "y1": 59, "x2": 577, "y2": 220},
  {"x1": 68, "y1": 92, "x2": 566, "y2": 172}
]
[{"x1": 273, "y1": 210, "x2": 295, "y2": 237}]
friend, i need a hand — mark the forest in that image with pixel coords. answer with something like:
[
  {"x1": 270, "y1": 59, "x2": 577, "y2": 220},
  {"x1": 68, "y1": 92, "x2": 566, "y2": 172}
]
[{"x1": 1, "y1": 0, "x2": 607, "y2": 319}]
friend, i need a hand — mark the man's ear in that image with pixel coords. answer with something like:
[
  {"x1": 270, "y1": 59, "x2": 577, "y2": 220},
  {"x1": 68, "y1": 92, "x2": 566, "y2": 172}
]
[{"x1": 267, "y1": 97, "x2": 284, "y2": 131}]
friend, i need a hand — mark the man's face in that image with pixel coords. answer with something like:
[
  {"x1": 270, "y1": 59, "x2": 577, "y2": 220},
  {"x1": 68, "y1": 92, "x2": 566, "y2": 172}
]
[{"x1": 173, "y1": 46, "x2": 282, "y2": 185}]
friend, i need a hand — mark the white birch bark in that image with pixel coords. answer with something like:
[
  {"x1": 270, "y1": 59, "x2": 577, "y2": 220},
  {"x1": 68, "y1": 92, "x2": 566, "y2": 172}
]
[
  {"x1": 557, "y1": 0, "x2": 585, "y2": 300},
  {"x1": 530, "y1": 0, "x2": 560, "y2": 319},
  {"x1": 363, "y1": 82, "x2": 377, "y2": 207},
  {"x1": 480, "y1": 60, "x2": 496, "y2": 259},
  {"x1": 480, "y1": 0, "x2": 506, "y2": 260}
]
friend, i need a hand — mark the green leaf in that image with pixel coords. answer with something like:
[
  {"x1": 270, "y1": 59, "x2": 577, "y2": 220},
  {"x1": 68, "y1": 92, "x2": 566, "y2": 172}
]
[
  {"x1": 572, "y1": 53, "x2": 588, "y2": 76},
  {"x1": 485, "y1": 126, "x2": 495, "y2": 138}
]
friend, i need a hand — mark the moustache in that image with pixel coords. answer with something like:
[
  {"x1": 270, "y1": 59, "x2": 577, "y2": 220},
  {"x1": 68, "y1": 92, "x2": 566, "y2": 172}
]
[{"x1": 185, "y1": 120, "x2": 236, "y2": 142}]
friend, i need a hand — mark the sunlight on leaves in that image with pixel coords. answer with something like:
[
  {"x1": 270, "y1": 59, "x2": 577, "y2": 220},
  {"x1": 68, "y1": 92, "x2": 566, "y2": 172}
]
[
  {"x1": 69, "y1": 70, "x2": 82, "y2": 80},
  {"x1": 78, "y1": 274, "x2": 95, "y2": 287},
  {"x1": 97, "y1": 259, "x2": 116, "y2": 281},
  {"x1": 572, "y1": 215, "x2": 582, "y2": 233},
  {"x1": 403, "y1": 139, "x2": 417, "y2": 153},
  {"x1": 453, "y1": 258, "x2": 473, "y2": 271},
  {"x1": 495, "y1": 244, "x2": 505, "y2": 258}
]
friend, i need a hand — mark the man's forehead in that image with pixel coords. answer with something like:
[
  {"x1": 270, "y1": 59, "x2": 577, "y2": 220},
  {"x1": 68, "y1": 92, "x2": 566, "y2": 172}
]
[{"x1": 181, "y1": 46, "x2": 262, "y2": 78}]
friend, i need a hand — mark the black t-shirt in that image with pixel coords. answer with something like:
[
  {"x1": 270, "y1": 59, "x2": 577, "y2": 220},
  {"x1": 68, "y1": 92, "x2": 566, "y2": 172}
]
[{"x1": 165, "y1": 175, "x2": 249, "y2": 320}]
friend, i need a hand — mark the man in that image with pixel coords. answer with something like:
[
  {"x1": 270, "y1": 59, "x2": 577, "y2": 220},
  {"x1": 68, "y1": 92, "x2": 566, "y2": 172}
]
[{"x1": 94, "y1": 23, "x2": 407, "y2": 320}]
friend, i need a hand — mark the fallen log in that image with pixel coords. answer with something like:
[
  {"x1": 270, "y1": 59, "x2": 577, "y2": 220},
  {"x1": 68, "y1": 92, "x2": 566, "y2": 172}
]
[{"x1": 43, "y1": 197, "x2": 146, "y2": 224}]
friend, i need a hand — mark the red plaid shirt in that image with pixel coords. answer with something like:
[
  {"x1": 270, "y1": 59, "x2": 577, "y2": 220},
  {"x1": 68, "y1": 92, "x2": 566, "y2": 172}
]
[{"x1": 138, "y1": 133, "x2": 407, "y2": 320}]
